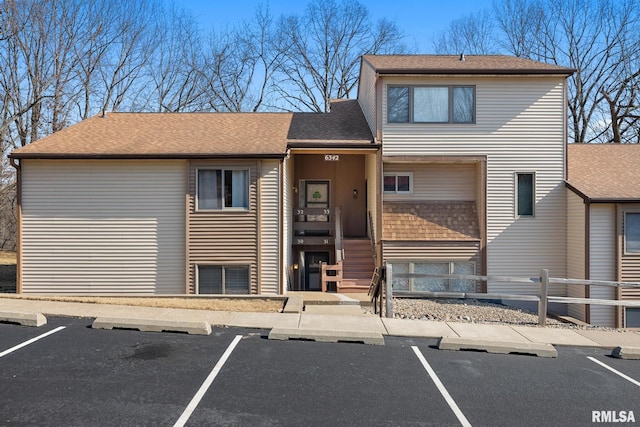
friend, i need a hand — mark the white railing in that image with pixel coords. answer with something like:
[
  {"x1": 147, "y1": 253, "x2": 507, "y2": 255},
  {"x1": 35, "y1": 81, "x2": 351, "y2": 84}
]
[{"x1": 382, "y1": 264, "x2": 640, "y2": 326}]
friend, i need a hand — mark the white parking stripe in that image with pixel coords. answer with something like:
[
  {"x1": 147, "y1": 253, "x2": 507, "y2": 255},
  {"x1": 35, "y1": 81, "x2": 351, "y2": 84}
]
[
  {"x1": 412, "y1": 346, "x2": 472, "y2": 427},
  {"x1": 588, "y1": 357, "x2": 640, "y2": 388},
  {"x1": 0, "y1": 326, "x2": 66, "y2": 359},
  {"x1": 174, "y1": 334, "x2": 243, "y2": 427}
]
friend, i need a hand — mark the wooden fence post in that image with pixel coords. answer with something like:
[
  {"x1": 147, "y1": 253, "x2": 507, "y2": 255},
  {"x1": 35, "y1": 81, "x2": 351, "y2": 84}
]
[
  {"x1": 386, "y1": 263, "x2": 393, "y2": 318},
  {"x1": 538, "y1": 269, "x2": 549, "y2": 326}
]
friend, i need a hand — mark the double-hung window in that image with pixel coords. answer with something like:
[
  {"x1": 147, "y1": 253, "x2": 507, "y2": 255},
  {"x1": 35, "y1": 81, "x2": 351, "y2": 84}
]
[
  {"x1": 197, "y1": 169, "x2": 249, "y2": 210},
  {"x1": 388, "y1": 85, "x2": 475, "y2": 124},
  {"x1": 516, "y1": 172, "x2": 535, "y2": 217},
  {"x1": 198, "y1": 265, "x2": 250, "y2": 294},
  {"x1": 624, "y1": 212, "x2": 640, "y2": 254},
  {"x1": 383, "y1": 173, "x2": 412, "y2": 194}
]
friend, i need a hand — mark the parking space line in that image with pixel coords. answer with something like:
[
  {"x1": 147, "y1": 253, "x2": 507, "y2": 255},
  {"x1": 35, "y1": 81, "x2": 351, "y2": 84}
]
[
  {"x1": 0, "y1": 326, "x2": 66, "y2": 359},
  {"x1": 587, "y1": 357, "x2": 640, "y2": 388},
  {"x1": 412, "y1": 346, "x2": 472, "y2": 427},
  {"x1": 174, "y1": 334, "x2": 243, "y2": 427}
]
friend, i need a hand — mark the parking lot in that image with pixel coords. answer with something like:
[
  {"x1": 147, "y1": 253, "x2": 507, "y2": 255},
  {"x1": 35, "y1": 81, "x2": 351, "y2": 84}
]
[{"x1": 1, "y1": 317, "x2": 638, "y2": 426}]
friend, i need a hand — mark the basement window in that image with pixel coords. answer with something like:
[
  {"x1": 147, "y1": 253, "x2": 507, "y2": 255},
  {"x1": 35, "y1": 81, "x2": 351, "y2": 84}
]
[
  {"x1": 198, "y1": 265, "x2": 250, "y2": 294},
  {"x1": 390, "y1": 261, "x2": 475, "y2": 292}
]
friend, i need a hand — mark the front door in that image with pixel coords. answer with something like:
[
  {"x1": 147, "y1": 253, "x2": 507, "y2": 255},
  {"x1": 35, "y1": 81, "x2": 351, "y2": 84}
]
[{"x1": 304, "y1": 251, "x2": 330, "y2": 291}]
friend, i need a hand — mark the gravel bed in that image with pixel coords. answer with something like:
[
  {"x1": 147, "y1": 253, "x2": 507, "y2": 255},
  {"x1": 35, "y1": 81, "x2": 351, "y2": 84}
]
[{"x1": 388, "y1": 298, "x2": 613, "y2": 330}]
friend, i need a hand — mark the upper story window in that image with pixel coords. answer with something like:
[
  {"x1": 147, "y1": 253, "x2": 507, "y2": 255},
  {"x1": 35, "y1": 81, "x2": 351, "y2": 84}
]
[
  {"x1": 383, "y1": 173, "x2": 412, "y2": 194},
  {"x1": 388, "y1": 85, "x2": 475, "y2": 124},
  {"x1": 197, "y1": 168, "x2": 249, "y2": 210},
  {"x1": 624, "y1": 212, "x2": 640, "y2": 254},
  {"x1": 516, "y1": 172, "x2": 535, "y2": 217}
]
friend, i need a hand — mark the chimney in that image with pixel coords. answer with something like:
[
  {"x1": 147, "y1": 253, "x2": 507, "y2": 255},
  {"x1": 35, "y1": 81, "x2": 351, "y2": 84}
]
[{"x1": 460, "y1": 53, "x2": 465, "y2": 61}]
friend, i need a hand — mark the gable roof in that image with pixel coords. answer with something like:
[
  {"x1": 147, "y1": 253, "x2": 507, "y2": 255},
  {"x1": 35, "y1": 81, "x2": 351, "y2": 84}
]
[
  {"x1": 567, "y1": 144, "x2": 640, "y2": 202},
  {"x1": 11, "y1": 100, "x2": 374, "y2": 159},
  {"x1": 362, "y1": 54, "x2": 575, "y2": 76}
]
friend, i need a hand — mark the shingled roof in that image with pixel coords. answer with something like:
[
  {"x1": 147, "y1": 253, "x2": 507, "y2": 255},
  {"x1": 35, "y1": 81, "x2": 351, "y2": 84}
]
[
  {"x1": 11, "y1": 100, "x2": 373, "y2": 159},
  {"x1": 567, "y1": 144, "x2": 640, "y2": 202},
  {"x1": 362, "y1": 54, "x2": 575, "y2": 75},
  {"x1": 383, "y1": 201, "x2": 480, "y2": 241}
]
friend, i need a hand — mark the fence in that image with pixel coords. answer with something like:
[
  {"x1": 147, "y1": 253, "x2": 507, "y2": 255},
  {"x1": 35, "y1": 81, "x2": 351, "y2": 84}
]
[{"x1": 382, "y1": 264, "x2": 640, "y2": 326}]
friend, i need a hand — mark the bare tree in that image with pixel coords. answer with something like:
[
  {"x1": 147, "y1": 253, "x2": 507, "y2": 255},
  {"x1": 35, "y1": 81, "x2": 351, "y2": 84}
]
[
  {"x1": 433, "y1": 10, "x2": 498, "y2": 55},
  {"x1": 494, "y1": 0, "x2": 640, "y2": 143},
  {"x1": 276, "y1": 0, "x2": 405, "y2": 112}
]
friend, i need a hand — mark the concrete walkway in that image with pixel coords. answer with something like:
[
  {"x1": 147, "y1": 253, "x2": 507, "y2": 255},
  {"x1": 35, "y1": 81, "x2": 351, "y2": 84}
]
[{"x1": 1, "y1": 296, "x2": 639, "y2": 350}]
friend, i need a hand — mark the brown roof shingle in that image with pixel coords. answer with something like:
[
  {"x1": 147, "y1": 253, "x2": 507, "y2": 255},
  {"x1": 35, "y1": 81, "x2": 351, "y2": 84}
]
[
  {"x1": 11, "y1": 100, "x2": 373, "y2": 159},
  {"x1": 383, "y1": 201, "x2": 480, "y2": 241},
  {"x1": 363, "y1": 54, "x2": 575, "y2": 75},
  {"x1": 567, "y1": 144, "x2": 640, "y2": 201}
]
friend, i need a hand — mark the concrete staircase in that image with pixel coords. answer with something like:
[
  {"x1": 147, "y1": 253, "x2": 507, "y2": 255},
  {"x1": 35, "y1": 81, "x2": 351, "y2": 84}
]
[{"x1": 338, "y1": 238, "x2": 375, "y2": 293}]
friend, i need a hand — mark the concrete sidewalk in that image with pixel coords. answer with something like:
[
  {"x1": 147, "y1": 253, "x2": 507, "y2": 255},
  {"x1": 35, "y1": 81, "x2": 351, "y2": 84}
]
[{"x1": 1, "y1": 296, "x2": 640, "y2": 350}]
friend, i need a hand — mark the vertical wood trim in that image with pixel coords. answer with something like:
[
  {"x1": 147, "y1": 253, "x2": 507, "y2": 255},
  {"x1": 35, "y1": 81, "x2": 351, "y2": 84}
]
[
  {"x1": 185, "y1": 161, "x2": 191, "y2": 294},
  {"x1": 480, "y1": 158, "x2": 487, "y2": 291},
  {"x1": 616, "y1": 203, "x2": 623, "y2": 327},
  {"x1": 585, "y1": 202, "x2": 591, "y2": 324},
  {"x1": 14, "y1": 159, "x2": 22, "y2": 293},
  {"x1": 256, "y1": 161, "x2": 262, "y2": 294}
]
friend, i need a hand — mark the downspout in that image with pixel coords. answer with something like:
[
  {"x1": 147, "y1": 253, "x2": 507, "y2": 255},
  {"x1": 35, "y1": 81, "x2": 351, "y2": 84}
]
[{"x1": 9, "y1": 157, "x2": 21, "y2": 294}]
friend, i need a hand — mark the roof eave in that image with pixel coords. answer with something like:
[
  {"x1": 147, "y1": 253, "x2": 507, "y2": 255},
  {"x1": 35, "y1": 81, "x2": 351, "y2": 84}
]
[
  {"x1": 375, "y1": 69, "x2": 575, "y2": 76},
  {"x1": 10, "y1": 152, "x2": 287, "y2": 160}
]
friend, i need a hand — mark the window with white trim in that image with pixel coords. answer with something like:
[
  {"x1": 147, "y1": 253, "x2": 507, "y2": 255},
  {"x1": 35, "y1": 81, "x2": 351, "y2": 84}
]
[
  {"x1": 516, "y1": 172, "x2": 535, "y2": 217},
  {"x1": 388, "y1": 85, "x2": 475, "y2": 124},
  {"x1": 624, "y1": 212, "x2": 640, "y2": 254},
  {"x1": 197, "y1": 169, "x2": 249, "y2": 210},
  {"x1": 383, "y1": 173, "x2": 412, "y2": 194},
  {"x1": 390, "y1": 261, "x2": 475, "y2": 292},
  {"x1": 198, "y1": 265, "x2": 250, "y2": 294}
]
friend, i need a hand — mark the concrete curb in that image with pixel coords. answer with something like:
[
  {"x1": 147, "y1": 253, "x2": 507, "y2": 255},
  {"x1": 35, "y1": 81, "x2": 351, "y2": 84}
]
[
  {"x1": 437, "y1": 336, "x2": 558, "y2": 358},
  {"x1": 92, "y1": 317, "x2": 211, "y2": 335},
  {"x1": 268, "y1": 327, "x2": 384, "y2": 345},
  {"x1": 611, "y1": 346, "x2": 640, "y2": 360},
  {"x1": 0, "y1": 311, "x2": 47, "y2": 327}
]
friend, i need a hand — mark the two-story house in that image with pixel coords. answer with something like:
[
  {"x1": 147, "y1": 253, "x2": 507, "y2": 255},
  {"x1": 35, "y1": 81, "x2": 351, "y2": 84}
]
[
  {"x1": 358, "y1": 55, "x2": 573, "y2": 299},
  {"x1": 10, "y1": 55, "x2": 575, "y2": 309}
]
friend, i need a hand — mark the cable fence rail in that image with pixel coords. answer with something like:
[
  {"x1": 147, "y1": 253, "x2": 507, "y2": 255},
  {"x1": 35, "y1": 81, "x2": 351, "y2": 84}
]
[{"x1": 381, "y1": 264, "x2": 640, "y2": 326}]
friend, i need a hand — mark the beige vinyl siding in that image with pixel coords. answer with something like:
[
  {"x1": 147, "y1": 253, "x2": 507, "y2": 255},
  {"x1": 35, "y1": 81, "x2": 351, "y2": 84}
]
[
  {"x1": 620, "y1": 204, "x2": 640, "y2": 301},
  {"x1": 381, "y1": 76, "x2": 567, "y2": 292},
  {"x1": 383, "y1": 163, "x2": 475, "y2": 201},
  {"x1": 589, "y1": 204, "x2": 616, "y2": 326},
  {"x1": 282, "y1": 155, "x2": 294, "y2": 292},
  {"x1": 566, "y1": 190, "x2": 586, "y2": 321},
  {"x1": 258, "y1": 160, "x2": 280, "y2": 294},
  {"x1": 357, "y1": 59, "x2": 377, "y2": 135},
  {"x1": 21, "y1": 159, "x2": 186, "y2": 294},
  {"x1": 188, "y1": 160, "x2": 258, "y2": 294},
  {"x1": 383, "y1": 241, "x2": 482, "y2": 291}
]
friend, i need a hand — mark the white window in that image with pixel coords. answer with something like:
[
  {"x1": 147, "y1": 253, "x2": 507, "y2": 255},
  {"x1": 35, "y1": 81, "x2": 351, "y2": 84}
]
[
  {"x1": 198, "y1": 265, "x2": 249, "y2": 294},
  {"x1": 388, "y1": 85, "x2": 475, "y2": 124},
  {"x1": 390, "y1": 261, "x2": 475, "y2": 292},
  {"x1": 516, "y1": 172, "x2": 535, "y2": 217},
  {"x1": 383, "y1": 173, "x2": 412, "y2": 194},
  {"x1": 197, "y1": 169, "x2": 249, "y2": 210},
  {"x1": 624, "y1": 212, "x2": 640, "y2": 254}
]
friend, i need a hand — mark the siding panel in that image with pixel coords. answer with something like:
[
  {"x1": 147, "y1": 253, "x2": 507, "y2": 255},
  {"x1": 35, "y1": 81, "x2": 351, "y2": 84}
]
[
  {"x1": 566, "y1": 190, "x2": 587, "y2": 321},
  {"x1": 21, "y1": 160, "x2": 186, "y2": 294},
  {"x1": 259, "y1": 160, "x2": 280, "y2": 294},
  {"x1": 589, "y1": 204, "x2": 616, "y2": 326},
  {"x1": 381, "y1": 76, "x2": 567, "y2": 293},
  {"x1": 383, "y1": 163, "x2": 475, "y2": 201}
]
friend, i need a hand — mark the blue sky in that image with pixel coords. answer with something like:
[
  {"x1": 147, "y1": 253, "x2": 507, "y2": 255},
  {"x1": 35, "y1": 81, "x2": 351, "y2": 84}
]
[{"x1": 173, "y1": 0, "x2": 495, "y2": 53}]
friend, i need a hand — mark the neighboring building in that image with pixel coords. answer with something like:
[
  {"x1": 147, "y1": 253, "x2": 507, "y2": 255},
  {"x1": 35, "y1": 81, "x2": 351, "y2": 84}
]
[
  {"x1": 566, "y1": 144, "x2": 640, "y2": 328},
  {"x1": 11, "y1": 55, "x2": 580, "y2": 311}
]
